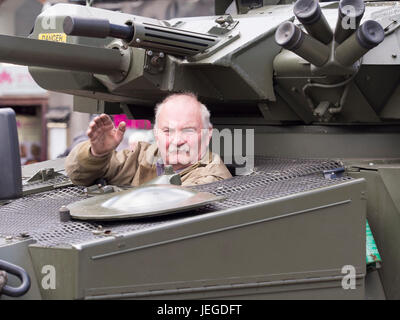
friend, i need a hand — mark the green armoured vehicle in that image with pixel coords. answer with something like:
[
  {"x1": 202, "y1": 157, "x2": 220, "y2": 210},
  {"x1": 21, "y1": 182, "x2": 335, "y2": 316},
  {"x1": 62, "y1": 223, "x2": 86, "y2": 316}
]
[{"x1": 0, "y1": 0, "x2": 399, "y2": 299}]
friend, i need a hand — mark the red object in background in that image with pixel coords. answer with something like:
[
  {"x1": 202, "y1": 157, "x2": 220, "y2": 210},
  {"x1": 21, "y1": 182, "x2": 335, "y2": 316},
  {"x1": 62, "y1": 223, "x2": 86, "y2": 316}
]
[
  {"x1": 0, "y1": 71, "x2": 12, "y2": 84},
  {"x1": 113, "y1": 114, "x2": 152, "y2": 129}
]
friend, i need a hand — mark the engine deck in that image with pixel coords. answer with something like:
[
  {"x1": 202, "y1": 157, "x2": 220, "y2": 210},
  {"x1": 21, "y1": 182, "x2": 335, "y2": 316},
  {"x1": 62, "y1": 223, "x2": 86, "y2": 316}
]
[{"x1": 0, "y1": 157, "x2": 347, "y2": 247}]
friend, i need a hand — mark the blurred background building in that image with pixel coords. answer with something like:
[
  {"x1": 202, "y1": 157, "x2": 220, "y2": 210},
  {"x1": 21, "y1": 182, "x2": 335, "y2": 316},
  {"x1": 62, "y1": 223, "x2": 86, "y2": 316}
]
[{"x1": 0, "y1": 0, "x2": 215, "y2": 163}]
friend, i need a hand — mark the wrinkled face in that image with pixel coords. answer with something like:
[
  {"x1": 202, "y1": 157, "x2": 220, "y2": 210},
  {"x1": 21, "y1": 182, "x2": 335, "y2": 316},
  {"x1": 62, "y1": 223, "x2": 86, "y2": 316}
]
[{"x1": 154, "y1": 96, "x2": 212, "y2": 171}]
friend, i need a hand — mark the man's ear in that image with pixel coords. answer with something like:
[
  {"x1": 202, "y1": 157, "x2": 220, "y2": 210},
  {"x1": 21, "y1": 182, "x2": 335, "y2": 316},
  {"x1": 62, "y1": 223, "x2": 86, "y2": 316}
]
[{"x1": 153, "y1": 127, "x2": 159, "y2": 142}]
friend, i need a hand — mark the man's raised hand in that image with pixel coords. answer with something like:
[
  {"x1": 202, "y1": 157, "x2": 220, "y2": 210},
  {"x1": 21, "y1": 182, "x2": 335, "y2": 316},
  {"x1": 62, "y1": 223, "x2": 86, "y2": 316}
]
[{"x1": 87, "y1": 114, "x2": 126, "y2": 157}]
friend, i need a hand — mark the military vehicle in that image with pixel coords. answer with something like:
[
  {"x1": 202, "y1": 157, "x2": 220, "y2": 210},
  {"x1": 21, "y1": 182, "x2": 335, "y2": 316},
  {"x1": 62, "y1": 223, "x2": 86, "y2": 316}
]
[{"x1": 0, "y1": 0, "x2": 399, "y2": 299}]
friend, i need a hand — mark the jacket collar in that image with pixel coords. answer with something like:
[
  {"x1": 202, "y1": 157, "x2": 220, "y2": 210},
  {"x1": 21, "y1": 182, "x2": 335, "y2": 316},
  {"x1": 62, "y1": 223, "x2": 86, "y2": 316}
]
[
  {"x1": 177, "y1": 149, "x2": 212, "y2": 177},
  {"x1": 153, "y1": 145, "x2": 213, "y2": 177}
]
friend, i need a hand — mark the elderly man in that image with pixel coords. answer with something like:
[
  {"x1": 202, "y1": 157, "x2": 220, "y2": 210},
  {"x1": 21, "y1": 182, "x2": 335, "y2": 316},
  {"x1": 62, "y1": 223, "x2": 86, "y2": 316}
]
[{"x1": 66, "y1": 93, "x2": 232, "y2": 186}]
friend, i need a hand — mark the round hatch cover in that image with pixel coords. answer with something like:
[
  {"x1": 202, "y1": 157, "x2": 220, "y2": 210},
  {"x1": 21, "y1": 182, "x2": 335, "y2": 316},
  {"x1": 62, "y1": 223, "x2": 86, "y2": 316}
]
[{"x1": 67, "y1": 184, "x2": 224, "y2": 221}]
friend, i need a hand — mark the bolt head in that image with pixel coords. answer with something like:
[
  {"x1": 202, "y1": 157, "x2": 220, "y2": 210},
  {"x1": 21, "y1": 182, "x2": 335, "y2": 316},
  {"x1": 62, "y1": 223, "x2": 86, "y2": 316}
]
[{"x1": 59, "y1": 205, "x2": 71, "y2": 222}]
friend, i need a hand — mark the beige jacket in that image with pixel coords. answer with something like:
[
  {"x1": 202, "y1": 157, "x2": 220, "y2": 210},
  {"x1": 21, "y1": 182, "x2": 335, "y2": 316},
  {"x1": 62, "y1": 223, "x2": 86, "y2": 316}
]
[{"x1": 65, "y1": 140, "x2": 232, "y2": 187}]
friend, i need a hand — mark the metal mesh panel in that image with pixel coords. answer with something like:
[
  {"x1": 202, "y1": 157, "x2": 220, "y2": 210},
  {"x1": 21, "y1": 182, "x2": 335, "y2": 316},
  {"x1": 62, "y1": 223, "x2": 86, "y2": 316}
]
[
  {"x1": 193, "y1": 156, "x2": 342, "y2": 196},
  {"x1": 0, "y1": 158, "x2": 349, "y2": 247}
]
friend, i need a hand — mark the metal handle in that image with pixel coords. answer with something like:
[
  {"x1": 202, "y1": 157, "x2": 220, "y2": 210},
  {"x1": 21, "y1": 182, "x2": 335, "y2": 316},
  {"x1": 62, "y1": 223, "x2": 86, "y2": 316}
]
[{"x1": 0, "y1": 259, "x2": 31, "y2": 297}]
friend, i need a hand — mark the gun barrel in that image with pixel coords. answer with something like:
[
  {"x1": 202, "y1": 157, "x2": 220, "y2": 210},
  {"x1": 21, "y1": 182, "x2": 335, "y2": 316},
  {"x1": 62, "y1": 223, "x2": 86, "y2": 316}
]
[
  {"x1": 294, "y1": 0, "x2": 333, "y2": 44},
  {"x1": 63, "y1": 16, "x2": 134, "y2": 41},
  {"x1": 335, "y1": 20, "x2": 384, "y2": 66},
  {"x1": 63, "y1": 16, "x2": 219, "y2": 56},
  {"x1": 334, "y1": 0, "x2": 365, "y2": 44},
  {"x1": 275, "y1": 21, "x2": 330, "y2": 67},
  {"x1": 0, "y1": 34, "x2": 126, "y2": 76}
]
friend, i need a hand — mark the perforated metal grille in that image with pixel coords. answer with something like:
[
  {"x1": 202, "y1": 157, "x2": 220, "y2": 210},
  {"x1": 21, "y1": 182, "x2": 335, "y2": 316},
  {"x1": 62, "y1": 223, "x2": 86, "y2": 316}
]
[
  {"x1": 193, "y1": 157, "x2": 342, "y2": 196},
  {"x1": 0, "y1": 158, "x2": 349, "y2": 247}
]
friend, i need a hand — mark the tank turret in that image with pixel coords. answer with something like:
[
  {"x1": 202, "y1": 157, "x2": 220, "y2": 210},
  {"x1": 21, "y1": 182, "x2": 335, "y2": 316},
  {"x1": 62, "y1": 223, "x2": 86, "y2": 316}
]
[{"x1": 0, "y1": 0, "x2": 395, "y2": 124}]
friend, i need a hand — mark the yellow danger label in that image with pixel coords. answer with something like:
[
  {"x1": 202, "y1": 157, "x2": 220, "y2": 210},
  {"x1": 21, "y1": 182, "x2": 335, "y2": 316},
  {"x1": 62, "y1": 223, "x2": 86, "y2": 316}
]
[{"x1": 38, "y1": 33, "x2": 67, "y2": 43}]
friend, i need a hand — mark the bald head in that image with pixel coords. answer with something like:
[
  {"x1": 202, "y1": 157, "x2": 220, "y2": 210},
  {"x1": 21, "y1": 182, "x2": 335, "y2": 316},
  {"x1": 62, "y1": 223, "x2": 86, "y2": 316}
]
[{"x1": 154, "y1": 93, "x2": 211, "y2": 130}]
